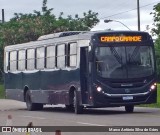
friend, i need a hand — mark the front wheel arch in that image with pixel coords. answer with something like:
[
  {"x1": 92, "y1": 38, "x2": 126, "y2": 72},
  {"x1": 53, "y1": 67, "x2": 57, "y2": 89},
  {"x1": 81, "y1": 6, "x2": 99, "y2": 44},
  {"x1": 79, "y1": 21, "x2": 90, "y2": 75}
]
[
  {"x1": 23, "y1": 86, "x2": 29, "y2": 102},
  {"x1": 69, "y1": 86, "x2": 76, "y2": 105},
  {"x1": 73, "y1": 90, "x2": 83, "y2": 114}
]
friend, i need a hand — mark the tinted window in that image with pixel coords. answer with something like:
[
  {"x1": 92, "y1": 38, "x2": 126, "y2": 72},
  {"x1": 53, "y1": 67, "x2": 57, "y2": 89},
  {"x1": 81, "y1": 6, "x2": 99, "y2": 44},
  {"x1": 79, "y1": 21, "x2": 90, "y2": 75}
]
[
  {"x1": 5, "y1": 52, "x2": 9, "y2": 71},
  {"x1": 36, "y1": 47, "x2": 45, "y2": 69},
  {"x1": 57, "y1": 44, "x2": 66, "y2": 68},
  {"x1": 10, "y1": 51, "x2": 17, "y2": 71},
  {"x1": 95, "y1": 46, "x2": 154, "y2": 79},
  {"x1": 68, "y1": 43, "x2": 77, "y2": 67},
  {"x1": 27, "y1": 49, "x2": 35, "y2": 70},
  {"x1": 46, "y1": 46, "x2": 55, "y2": 69},
  {"x1": 70, "y1": 43, "x2": 77, "y2": 55},
  {"x1": 18, "y1": 50, "x2": 26, "y2": 71}
]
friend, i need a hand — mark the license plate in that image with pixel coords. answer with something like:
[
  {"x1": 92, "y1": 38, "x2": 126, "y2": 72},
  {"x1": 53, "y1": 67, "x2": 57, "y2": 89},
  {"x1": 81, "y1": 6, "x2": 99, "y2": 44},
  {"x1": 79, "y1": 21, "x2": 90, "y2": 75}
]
[{"x1": 122, "y1": 96, "x2": 133, "y2": 100}]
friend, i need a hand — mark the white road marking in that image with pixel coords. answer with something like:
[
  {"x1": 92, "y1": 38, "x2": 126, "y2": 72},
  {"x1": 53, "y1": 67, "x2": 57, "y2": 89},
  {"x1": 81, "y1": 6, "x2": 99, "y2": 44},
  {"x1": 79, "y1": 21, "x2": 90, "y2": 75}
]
[
  {"x1": 19, "y1": 115, "x2": 46, "y2": 120},
  {"x1": 77, "y1": 122, "x2": 106, "y2": 126}
]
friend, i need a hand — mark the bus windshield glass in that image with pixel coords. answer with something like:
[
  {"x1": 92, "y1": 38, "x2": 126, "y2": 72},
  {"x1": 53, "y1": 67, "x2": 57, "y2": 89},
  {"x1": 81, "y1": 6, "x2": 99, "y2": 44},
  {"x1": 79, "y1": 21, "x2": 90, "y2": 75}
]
[{"x1": 95, "y1": 46, "x2": 154, "y2": 79}]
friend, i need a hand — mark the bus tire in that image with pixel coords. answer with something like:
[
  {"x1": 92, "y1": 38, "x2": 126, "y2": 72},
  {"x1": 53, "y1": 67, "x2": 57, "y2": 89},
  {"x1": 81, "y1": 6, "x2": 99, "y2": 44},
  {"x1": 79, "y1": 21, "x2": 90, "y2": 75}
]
[
  {"x1": 25, "y1": 90, "x2": 43, "y2": 111},
  {"x1": 125, "y1": 105, "x2": 134, "y2": 113},
  {"x1": 35, "y1": 103, "x2": 43, "y2": 110},
  {"x1": 73, "y1": 91, "x2": 83, "y2": 114},
  {"x1": 65, "y1": 105, "x2": 74, "y2": 111}
]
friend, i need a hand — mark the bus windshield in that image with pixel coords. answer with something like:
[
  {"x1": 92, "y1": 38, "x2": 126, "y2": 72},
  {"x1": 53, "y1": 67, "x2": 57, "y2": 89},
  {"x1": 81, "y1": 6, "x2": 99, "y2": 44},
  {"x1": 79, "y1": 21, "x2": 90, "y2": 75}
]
[{"x1": 95, "y1": 46, "x2": 155, "y2": 79}]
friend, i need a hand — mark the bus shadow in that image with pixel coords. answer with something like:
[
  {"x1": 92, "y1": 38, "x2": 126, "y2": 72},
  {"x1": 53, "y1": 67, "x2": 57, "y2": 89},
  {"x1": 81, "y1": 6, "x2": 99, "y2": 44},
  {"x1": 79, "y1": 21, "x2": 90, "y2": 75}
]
[{"x1": 38, "y1": 107, "x2": 152, "y2": 115}]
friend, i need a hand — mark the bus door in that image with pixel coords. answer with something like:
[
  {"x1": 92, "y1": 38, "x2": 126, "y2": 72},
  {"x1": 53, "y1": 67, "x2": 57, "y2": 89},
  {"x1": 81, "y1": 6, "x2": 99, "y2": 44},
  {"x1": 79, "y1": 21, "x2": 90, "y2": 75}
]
[{"x1": 80, "y1": 47, "x2": 89, "y2": 104}]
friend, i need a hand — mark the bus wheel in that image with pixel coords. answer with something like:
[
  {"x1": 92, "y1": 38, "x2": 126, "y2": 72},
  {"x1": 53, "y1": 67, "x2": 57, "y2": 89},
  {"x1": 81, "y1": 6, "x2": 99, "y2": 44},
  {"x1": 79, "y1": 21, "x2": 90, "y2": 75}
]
[
  {"x1": 125, "y1": 105, "x2": 134, "y2": 113},
  {"x1": 36, "y1": 103, "x2": 43, "y2": 110},
  {"x1": 73, "y1": 91, "x2": 83, "y2": 114},
  {"x1": 25, "y1": 90, "x2": 43, "y2": 111}
]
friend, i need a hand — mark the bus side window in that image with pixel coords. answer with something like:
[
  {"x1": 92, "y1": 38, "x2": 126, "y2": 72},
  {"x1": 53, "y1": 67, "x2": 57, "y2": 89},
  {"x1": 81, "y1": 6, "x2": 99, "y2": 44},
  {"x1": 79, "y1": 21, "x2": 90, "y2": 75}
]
[
  {"x1": 27, "y1": 49, "x2": 35, "y2": 70},
  {"x1": 18, "y1": 50, "x2": 26, "y2": 71},
  {"x1": 46, "y1": 45, "x2": 55, "y2": 69},
  {"x1": 36, "y1": 47, "x2": 45, "y2": 69},
  {"x1": 68, "y1": 43, "x2": 77, "y2": 67},
  {"x1": 10, "y1": 51, "x2": 17, "y2": 72},
  {"x1": 57, "y1": 44, "x2": 66, "y2": 69},
  {"x1": 5, "y1": 52, "x2": 9, "y2": 71}
]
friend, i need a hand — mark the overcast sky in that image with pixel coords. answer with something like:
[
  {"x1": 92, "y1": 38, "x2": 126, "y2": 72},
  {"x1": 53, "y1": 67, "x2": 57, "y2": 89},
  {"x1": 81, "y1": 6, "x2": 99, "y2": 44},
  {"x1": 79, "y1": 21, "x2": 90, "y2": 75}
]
[{"x1": 0, "y1": 0, "x2": 160, "y2": 31}]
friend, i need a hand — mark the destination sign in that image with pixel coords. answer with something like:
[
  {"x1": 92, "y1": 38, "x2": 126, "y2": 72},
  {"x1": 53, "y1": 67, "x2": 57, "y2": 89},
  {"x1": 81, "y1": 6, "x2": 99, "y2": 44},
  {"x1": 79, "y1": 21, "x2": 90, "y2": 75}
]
[{"x1": 100, "y1": 36, "x2": 142, "y2": 42}]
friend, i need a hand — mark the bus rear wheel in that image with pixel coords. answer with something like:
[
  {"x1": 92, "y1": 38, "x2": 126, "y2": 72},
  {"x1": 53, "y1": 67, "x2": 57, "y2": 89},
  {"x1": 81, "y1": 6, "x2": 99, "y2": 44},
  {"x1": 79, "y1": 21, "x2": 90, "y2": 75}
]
[
  {"x1": 25, "y1": 90, "x2": 43, "y2": 111},
  {"x1": 73, "y1": 91, "x2": 83, "y2": 114},
  {"x1": 125, "y1": 105, "x2": 134, "y2": 113}
]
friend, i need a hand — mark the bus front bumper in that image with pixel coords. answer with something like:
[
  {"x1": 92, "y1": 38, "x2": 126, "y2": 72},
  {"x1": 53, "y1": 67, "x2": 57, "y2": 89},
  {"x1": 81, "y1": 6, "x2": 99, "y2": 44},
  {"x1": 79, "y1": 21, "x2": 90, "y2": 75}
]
[{"x1": 91, "y1": 90, "x2": 157, "y2": 107}]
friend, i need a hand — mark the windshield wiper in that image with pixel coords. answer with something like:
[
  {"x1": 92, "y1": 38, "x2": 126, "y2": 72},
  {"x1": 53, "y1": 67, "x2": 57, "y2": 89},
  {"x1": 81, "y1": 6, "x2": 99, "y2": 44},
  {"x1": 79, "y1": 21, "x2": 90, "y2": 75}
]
[
  {"x1": 128, "y1": 46, "x2": 140, "y2": 64},
  {"x1": 110, "y1": 47, "x2": 123, "y2": 65}
]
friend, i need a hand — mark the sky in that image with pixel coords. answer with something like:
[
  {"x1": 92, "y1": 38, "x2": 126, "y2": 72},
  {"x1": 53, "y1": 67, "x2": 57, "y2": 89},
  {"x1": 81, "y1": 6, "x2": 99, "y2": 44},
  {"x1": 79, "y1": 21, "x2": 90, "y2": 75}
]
[{"x1": 0, "y1": 0, "x2": 160, "y2": 32}]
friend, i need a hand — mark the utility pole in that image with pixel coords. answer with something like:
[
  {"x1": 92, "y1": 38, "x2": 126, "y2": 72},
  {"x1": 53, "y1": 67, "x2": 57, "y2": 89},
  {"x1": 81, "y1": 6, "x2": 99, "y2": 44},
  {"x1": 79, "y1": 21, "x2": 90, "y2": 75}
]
[
  {"x1": 137, "y1": 0, "x2": 140, "y2": 31},
  {"x1": 2, "y1": 9, "x2": 5, "y2": 23}
]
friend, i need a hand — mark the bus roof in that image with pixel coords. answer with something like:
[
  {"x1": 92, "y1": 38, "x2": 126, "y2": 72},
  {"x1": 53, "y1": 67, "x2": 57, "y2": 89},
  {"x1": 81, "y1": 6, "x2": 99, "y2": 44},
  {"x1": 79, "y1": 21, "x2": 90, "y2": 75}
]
[{"x1": 5, "y1": 30, "x2": 151, "y2": 51}]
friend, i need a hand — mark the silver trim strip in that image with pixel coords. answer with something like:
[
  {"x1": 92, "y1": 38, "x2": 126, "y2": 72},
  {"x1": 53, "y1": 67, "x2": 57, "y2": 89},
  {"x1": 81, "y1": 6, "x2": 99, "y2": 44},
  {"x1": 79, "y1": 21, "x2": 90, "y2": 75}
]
[{"x1": 103, "y1": 91, "x2": 150, "y2": 97}]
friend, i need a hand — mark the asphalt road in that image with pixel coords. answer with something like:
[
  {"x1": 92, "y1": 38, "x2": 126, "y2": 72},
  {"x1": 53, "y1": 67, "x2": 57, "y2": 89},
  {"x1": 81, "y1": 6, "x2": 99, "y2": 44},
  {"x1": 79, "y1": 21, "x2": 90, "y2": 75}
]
[{"x1": 0, "y1": 99, "x2": 160, "y2": 135}]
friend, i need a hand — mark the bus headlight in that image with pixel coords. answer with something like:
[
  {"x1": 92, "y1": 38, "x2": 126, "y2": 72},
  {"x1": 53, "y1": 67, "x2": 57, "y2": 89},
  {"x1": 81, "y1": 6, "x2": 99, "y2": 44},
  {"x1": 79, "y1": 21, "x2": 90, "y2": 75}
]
[
  {"x1": 150, "y1": 83, "x2": 157, "y2": 91},
  {"x1": 97, "y1": 86, "x2": 102, "y2": 92}
]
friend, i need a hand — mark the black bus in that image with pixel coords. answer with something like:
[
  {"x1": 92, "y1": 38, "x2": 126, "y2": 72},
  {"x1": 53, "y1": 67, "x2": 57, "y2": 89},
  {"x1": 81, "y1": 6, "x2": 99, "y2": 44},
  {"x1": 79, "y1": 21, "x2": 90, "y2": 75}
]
[{"x1": 4, "y1": 31, "x2": 157, "y2": 114}]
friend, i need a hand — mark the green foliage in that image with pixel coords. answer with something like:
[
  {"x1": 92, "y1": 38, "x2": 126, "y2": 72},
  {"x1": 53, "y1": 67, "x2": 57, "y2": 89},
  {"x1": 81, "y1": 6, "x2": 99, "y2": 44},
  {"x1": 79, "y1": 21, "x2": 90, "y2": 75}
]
[
  {"x1": 0, "y1": 0, "x2": 99, "y2": 82},
  {"x1": 0, "y1": 0, "x2": 99, "y2": 46},
  {"x1": 155, "y1": 39, "x2": 160, "y2": 80},
  {"x1": 139, "y1": 84, "x2": 160, "y2": 108},
  {"x1": 151, "y1": 3, "x2": 160, "y2": 81},
  {"x1": 157, "y1": 84, "x2": 160, "y2": 106},
  {"x1": 151, "y1": 3, "x2": 160, "y2": 36}
]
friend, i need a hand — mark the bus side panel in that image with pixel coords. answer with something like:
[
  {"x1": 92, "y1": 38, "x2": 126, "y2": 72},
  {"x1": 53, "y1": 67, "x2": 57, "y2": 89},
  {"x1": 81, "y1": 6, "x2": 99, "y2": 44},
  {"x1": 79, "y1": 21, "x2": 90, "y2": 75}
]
[
  {"x1": 22, "y1": 71, "x2": 40, "y2": 90},
  {"x1": 27, "y1": 69, "x2": 80, "y2": 105},
  {"x1": 5, "y1": 69, "x2": 80, "y2": 105},
  {"x1": 5, "y1": 72, "x2": 24, "y2": 101}
]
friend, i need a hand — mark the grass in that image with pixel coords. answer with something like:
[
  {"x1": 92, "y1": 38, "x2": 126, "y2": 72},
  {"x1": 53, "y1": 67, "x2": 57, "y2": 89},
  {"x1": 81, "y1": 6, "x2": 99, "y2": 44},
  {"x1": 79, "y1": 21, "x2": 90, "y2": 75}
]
[
  {"x1": 0, "y1": 84, "x2": 4, "y2": 99},
  {"x1": 157, "y1": 84, "x2": 160, "y2": 107},
  {"x1": 139, "y1": 83, "x2": 160, "y2": 108}
]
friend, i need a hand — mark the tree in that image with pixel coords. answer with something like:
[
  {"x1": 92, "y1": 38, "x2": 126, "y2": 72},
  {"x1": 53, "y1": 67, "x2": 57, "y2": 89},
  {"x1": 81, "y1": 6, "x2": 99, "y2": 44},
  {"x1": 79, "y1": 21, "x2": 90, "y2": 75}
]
[
  {"x1": 0, "y1": 0, "x2": 99, "y2": 46},
  {"x1": 155, "y1": 39, "x2": 160, "y2": 81},
  {"x1": 151, "y1": 3, "x2": 160, "y2": 81},
  {"x1": 0, "y1": 0, "x2": 99, "y2": 82}
]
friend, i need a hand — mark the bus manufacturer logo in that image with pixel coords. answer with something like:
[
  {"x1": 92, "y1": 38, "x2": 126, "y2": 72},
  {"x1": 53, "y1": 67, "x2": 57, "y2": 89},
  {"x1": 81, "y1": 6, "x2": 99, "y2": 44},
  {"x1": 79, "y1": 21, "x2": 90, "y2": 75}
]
[
  {"x1": 125, "y1": 89, "x2": 130, "y2": 93},
  {"x1": 121, "y1": 84, "x2": 133, "y2": 87}
]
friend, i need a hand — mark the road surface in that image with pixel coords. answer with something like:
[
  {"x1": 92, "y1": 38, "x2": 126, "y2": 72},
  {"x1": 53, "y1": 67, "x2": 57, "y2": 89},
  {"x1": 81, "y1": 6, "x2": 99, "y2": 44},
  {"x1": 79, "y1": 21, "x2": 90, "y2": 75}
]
[{"x1": 0, "y1": 99, "x2": 160, "y2": 135}]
